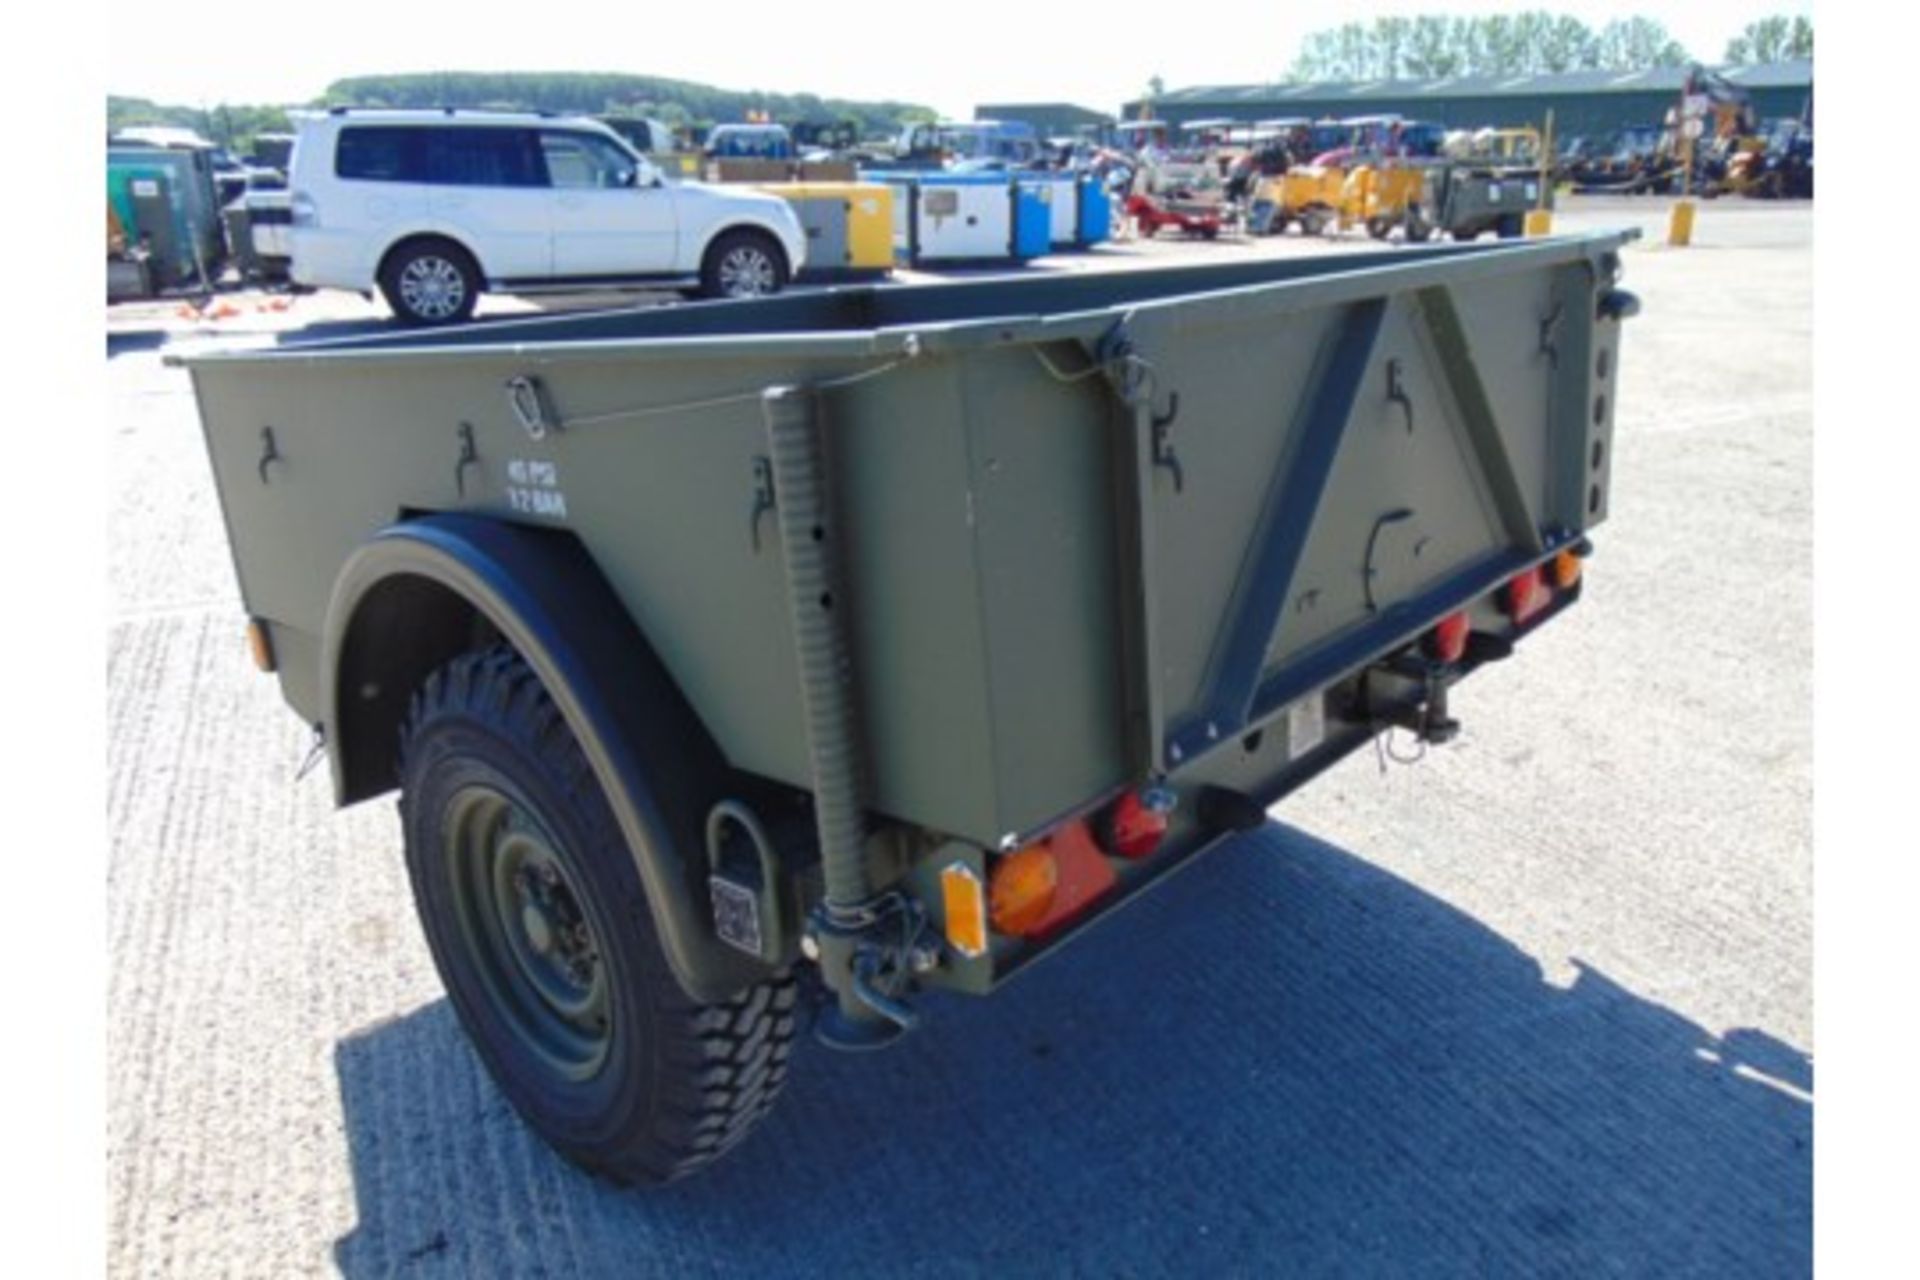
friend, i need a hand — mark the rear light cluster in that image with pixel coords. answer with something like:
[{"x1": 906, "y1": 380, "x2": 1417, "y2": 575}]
[
  {"x1": 942, "y1": 786, "x2": 1175, "y2": 956},
  {"x1": 1427, "y1": 611, "x2": 1471, "y2": 664},
  {"x1": 1426, "y1": 548, "x2": 1587, "y2": 661},
  {"x1": 1505, "y1": 566, "x2": 1549, "y2": 623}
]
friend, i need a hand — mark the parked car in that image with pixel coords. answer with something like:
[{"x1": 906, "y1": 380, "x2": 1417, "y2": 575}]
[
  {"x1": 703, "y1": 123, "x2": 794, "y2": 160},
  {"x1": 286, "y1": 109, "x2": 808, "y2": 324}
]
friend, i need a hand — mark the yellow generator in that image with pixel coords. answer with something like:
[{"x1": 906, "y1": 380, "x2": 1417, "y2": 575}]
[
  {"x1": 1256, "y1": 164, "x2": 1346, "y2": 236},
  {"x1": 757, "y1": 183, "x2": 895, "y2": 278},
  {"x1": 1348, "y1": 163, "x2": 1434, "y2": 240}
]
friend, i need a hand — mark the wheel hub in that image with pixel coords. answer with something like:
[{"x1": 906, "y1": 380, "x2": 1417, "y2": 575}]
[
  {"x1": 399, "y1": 256, "x2": 465, "y2": 319},
  {"x1": 444, "y1": 787, "x2": 612, "y2": 1079},
  {"x1": 521, "y1": 903, "x2": 554, "y2": 954},
  {"x1": 718, "y1": 246, "x2": 776, "y2": 297}
]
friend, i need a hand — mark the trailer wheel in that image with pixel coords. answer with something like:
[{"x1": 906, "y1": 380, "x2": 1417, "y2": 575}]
[
  {"x1": 398, "y1": 645, "x2": 797, "y2": 1185},
  {"x1": 1366, "y1": 217, "x2": 1393, "y2": 240},
  {"x1": 379, "y1": 237, "x2": 480, "y2": 326}
]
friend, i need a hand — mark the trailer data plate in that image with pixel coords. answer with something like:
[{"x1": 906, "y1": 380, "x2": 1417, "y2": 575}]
[
  {"x1": 708, "y1": 875, "x2": 764, "y2": 958},
  {"x1": 1287, "y1": 693, "x2": 1326, "y2": 759}
]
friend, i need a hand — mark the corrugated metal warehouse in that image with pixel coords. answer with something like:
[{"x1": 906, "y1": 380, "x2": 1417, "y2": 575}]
[
  {"x1": 1119, "y1": 60, "x2": 1812, "y2": 140},
  {"x1": 972, "y1": 103, "x2": 1116, "y2": 137}
]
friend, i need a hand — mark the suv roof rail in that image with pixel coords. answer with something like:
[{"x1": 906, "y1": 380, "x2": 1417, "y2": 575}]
[{"x1": 324, "y1": 105, "x2": 531, "y2": 118}]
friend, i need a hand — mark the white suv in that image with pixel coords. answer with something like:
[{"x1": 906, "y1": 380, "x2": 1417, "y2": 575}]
[{"x1": 287, "y1": 109, "x2": 808, "y2": 324}]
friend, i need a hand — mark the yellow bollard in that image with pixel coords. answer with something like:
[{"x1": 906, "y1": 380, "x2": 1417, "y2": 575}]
[
  {"x1": 1524, "y1": 209, "x2": 1554, "y2": 236},
  {"x1": 1668, "y1": 198, "x2": 1696, "y2": 247}
]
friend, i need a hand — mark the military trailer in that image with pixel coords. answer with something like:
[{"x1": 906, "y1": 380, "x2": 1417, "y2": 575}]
[
  {"x1": 1425, "y1": 132, "x2": 1555, "y2": 241},
  {"x1": 176, "y1": 234, "x2": 1637, "y2": 1184},
  {"x1": 1425, "y1": 163, "x2": 1553, "y2": 240}
]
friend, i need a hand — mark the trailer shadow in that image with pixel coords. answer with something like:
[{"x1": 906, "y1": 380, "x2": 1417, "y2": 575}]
[{"x1": 331, "y1": 822, "x2": 1810, "y2": 1277}]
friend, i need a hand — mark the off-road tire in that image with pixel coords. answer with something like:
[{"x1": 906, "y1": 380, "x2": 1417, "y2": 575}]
[
  {"x1": 398, "y1": 645, "x2": 797, "y2": 1184},
  {"x1": 697, "y1": 229, "x2": 789, "y2": 300},
  {"x1": 378, "y1": 237, "x2": 480, "y2": 326}
]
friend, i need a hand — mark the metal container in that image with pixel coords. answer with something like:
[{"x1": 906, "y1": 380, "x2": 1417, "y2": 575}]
[
  {"x1": 108, "y1": 147, "x2": 223, "y2": 279},
  {"x1": 1075, "y1": 175, "x2": 1113, "y2": 246},
  {"x1": 1010, "y1": 181, "x2": 1051, "y2": 258},
  {"x1": 175, "y1": 237, "x2": 1638, "y2": 1162},
  {"x1": 107, "y1": 165, "x2": 193, "y2": 288},
  {"x1": 756, "y1": 182, "x2": 894, "y2": 277},
  {"x1": 1017, "y1": 173, "x2": 1079, "y2": 247},
  {"x1": 1428, "y1": 164, "x2": 1555, "y2": 240},
  {"x1": 181, "y1": 234, "x2": 1633, "y2": 890},
  {"x1": 868, "y1": 171, "x2": 1020, "y2": 264}
]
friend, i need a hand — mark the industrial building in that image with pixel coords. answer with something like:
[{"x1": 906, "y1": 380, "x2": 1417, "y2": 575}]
[
  {"x1": 971, "y1": 102, "x2": 1115, "y2": 139},
  {"x1": 1120, "y1": 60, "x2": 1812, "y2": 140}
]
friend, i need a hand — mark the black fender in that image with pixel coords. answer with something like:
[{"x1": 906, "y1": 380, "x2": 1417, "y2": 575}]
[{"x1": 321, "y1": 513, "x2": 770, "y2": 1003}]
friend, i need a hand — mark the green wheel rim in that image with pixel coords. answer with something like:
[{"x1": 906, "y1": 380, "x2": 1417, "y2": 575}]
[{"x1": 443, "y1": 785, "x2": 612, "y2": 1081}]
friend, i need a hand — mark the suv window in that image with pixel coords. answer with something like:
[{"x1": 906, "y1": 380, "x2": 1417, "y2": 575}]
[
  {"x1": 539, "y1": 131, "x2": 638, "y2": 188},
  {"x1": 336, "y1": 126, "x2": 420, "y2": 181},
  {"x1": 334, "y1": 125, "x2": 543, "y2": 187},
  {"x1": 426, "y1": 127, "x2": 542, "y2": 187}
]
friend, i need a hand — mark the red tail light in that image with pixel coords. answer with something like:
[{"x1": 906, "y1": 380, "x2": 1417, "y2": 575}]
[
  {"x1": 1504, "y1": 566, "x2": 1549, "y2": 623},
  {"x1": 991, "y1": 820, "x2": 1116, "y2": 939},
  {"x1": 1105, "y1": 788, "x2": 1172, "y2": 860},
  {"x1": 1428, "y1": 611, "x2": 1471, "y2": 664}
]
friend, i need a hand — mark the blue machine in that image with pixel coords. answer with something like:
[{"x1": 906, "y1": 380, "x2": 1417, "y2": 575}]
[
  {"x1": 1075, "y1": 175, "x2": 1113, "y2": 246},
  {"x1": 1016, "y1": 173, "x2": 1077, "y2": 248},
  {"x1": 1011, "y1": 172, "x2": 1114, "y2": 250},
  {"x1": 867, "y1": 170, "x2": 1054, "y2": 266},
  {"x1": 1011, "y1": 182, "x2": 1051, "y2": 258}
]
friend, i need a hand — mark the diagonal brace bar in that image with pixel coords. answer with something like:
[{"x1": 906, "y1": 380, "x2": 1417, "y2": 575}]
[
  {"x1": 1174, "y1": 298, "x2": 1388, "y2": 758},
  {"x1": 1415, "y1": 286, "x2": 1544, "y2": 557}
]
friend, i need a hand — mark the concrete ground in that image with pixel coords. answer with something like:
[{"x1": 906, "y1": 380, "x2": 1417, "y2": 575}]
[{"x1": 107, "y1": 195, "x2": 1811, "y2": 1277}]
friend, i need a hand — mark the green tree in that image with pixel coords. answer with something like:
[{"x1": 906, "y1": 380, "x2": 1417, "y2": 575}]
[
  {"x1": 1284, "y1": 11, "x2": 1690, "y2": 81},
  {"x1": 1403, "y1": 15, "x2": 1460, "y2": 76},
  {"x1": 1725, "y1": 14, "x2": 1812, "y2": 63},
  {"x1": 315, "y1": 72, "x2": 931, "y2": 134},
  {"x1": 1594, "y1": 16, "x2": 1689, "y2": 69}
]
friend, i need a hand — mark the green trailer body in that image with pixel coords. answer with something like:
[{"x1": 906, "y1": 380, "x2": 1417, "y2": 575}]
[{"x1": 175, "y1": 234, "x2": 1636, "y2": 1179}]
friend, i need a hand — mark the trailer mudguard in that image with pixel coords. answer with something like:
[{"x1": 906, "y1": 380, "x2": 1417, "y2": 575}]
[{"x1": 320, "y1": 512, "x2": 771, "y2": 1002}]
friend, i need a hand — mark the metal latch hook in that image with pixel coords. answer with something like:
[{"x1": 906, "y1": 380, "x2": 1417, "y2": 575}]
[
  {"x1": 1386, "y1": 360, "x2": 1415, "y2": 434},
  {"x1": 257, "y1": 426, "x2": 282, "y2": 485},
  {"x1": 453, "y1": 422, "x2": 478, "y2": 498},
  {"x1": 1151, "y1": 392, "x2": 1185, "y2": 493},
  {"x1": 748, "y1": 456, "x2": 776, "y2": 552},
  {"x1": 505, "y1": 374, "x2": 560, "y2": 441}
]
